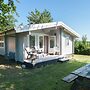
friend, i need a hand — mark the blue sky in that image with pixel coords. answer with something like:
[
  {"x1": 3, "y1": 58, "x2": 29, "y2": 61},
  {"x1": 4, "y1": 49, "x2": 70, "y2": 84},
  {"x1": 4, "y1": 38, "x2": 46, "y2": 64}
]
[{"x1": 15, "y1": 0, "x2": 90, "y2": 40}]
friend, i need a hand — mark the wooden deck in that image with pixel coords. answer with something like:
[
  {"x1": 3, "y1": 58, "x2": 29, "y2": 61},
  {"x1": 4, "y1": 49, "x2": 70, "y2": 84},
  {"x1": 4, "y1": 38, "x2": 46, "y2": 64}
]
[{"x1": 24, "y1": 55, "x2": 69, "y2": 67}]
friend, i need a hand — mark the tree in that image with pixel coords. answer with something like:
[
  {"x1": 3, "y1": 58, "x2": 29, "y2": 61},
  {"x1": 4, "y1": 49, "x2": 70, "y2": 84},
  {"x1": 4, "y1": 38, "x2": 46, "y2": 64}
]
[
  {"x1": 40, "y1": 9, "x2": 53, "y2": 23},
  {"x1": 27, "y1": 9, "x2": 41, "y2": 24},
  {"x1": 27, "y1": 9, "x2": 53, "y2": 24},
  {"x1": 0, "y1": 0, "x2": 17, "y2": 31},
  {"x1": 74, "y1": 35, "x2": 90, "y2": 55},
  {"x1": 82, "y1": 35, "x2": 87, "y2": 47}
]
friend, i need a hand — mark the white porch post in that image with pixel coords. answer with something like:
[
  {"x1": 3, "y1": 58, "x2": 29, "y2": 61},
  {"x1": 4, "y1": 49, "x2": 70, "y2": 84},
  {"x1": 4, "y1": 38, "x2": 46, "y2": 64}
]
[{"x1": 29, "y1": 32, "x2": 31, "y2": 47}]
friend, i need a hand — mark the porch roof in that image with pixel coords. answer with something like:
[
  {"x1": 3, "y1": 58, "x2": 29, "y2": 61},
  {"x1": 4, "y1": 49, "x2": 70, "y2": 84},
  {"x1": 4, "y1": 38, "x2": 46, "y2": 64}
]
[{"x1": 15, "y1": 22, "x2": 80, "y2": 38}]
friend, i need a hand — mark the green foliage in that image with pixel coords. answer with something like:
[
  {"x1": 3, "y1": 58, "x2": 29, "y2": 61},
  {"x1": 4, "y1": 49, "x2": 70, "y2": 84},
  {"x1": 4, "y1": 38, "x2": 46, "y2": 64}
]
[
  {"x1": 81, "y1": 47, "x2": 90, "y2": 55},
  {"x1": 82, "y1": 35, "x2": 87, "y2": 47},
  {"x1": 87, "y1": 41, "x2": 90, "y2": 47},
  {"x1": 74, "y1": 35, "x2": 90, "y2": 55},
  {"x1": 74, "y1": 40, "x2": 84, "y2": 54},
  {"x1": 27, "y1": 9, "x2": 53, "y2": 24},
  {"x1": 40, "y1": 9, "x2": 53, "y2": 23},
  {"x1": 0, "y1": 0, "x2": 16, "y2": 31}
]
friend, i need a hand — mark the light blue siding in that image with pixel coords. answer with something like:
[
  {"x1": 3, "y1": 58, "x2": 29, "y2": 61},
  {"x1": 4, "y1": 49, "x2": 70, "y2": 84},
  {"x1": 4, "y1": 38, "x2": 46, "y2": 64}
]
[
  {"x1": 15, "y1": 32, "x2": 29, "y2": 62},
  {"x1": 61, "y1": 30, "x2": 73, "y2": 55}
]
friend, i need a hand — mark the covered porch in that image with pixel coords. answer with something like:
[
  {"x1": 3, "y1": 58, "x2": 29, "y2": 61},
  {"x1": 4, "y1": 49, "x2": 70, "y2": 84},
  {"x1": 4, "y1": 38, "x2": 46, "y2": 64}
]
[
  {"x1": 24, "y1": 54, "x2": 69, "y2": 67},
  {"x1": 27, "y1": 27, "x2": 62, "y2": 55},
  {"x1": 23, "y1": 27, "x2": 69, "y2": 67},
  {"x1": 23, "y1": 27, "x2": 65, "y2": 67}
]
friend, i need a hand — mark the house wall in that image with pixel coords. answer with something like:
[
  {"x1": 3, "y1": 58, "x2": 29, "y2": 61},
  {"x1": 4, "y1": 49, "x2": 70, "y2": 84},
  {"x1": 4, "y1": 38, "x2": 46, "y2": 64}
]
[
  {"x1": 7, "y1": 36, "x2": 16, "y2": 54},
  {"x1": 61, "y1": 30, "x2": 73, "y2": 55},
  {"x1": 0, "y1": 30, "x2": 16, "y2": 56},
  {"x1": 4, "y1": 30, "x2": 16, "y2": 57},
  {"x1": 15, "y1": 32, "x2": 29, "y2": 62}
]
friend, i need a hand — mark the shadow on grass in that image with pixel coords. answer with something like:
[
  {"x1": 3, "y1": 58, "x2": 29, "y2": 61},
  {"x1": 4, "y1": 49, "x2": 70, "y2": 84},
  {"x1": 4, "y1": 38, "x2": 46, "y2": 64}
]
[
  {"x1": 0, "y1": 55, "x2": 88, "y2": 90},
  {"x1": 0, "y1": 55, "x2": 16, "y2": 65}
]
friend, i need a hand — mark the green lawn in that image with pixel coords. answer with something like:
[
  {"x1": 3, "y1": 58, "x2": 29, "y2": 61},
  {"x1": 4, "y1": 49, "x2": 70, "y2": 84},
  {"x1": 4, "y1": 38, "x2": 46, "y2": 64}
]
[{"x1": 0, "y1": 55, "x2": 90, "y2": 90}]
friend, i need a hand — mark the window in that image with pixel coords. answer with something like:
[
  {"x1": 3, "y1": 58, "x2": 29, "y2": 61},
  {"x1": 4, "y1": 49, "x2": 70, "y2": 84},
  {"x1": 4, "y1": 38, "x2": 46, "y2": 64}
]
[
  {"x1": 65, "y1": 37, "x2": 69, "y2": 46},
  {"x1": 39, "y1": 36, "x2": 43, "y2": 48},
  {"x1": 30, "y1": 35, "x2": 35, "y2": 48},
  {"x1": 0, "y1": 43, "x2": 4, "y2": 47},
  {"x1": 0, "y1": 37, "x2": 4, "y2": 41},
  {"x1": 0, "y1": 36, "x2": 4, "y2": 47},
  {"x1": 50, "y1": 37, "x2": 55, "y2": 48}
]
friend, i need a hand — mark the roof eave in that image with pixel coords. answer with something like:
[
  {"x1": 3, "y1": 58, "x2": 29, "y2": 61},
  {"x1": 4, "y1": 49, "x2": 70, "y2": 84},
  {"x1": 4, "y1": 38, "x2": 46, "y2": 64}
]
[{"x1": 58, "y1": 22, "x2": 80, "y2": 38}]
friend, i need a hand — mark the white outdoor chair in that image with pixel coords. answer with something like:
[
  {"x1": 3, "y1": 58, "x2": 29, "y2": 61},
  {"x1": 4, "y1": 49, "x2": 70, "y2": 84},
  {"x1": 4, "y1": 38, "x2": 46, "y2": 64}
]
[
  {"x1": 34, "y1": 46, "x2": 45, "y2": 58},
  {"x1": 54, "y1": 46, "x2": 59, "y2": 55},
  {"x1": 25, "y1": 47, "x2": 38, "y2": 63},
  {"x1": 25, "y1": 47, "x2": 32, "y2": 59}
]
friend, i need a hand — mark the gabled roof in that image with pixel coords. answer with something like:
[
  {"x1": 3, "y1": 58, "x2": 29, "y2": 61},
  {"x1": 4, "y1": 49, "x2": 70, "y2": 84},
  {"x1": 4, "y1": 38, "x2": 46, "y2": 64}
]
[{"x1": 15, "y1": 22, "x2": 80, "y2": 38}]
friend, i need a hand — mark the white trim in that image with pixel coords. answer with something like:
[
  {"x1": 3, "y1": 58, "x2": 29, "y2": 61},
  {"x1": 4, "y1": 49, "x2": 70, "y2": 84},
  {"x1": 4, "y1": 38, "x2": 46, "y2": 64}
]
[
  {"x1": 49, "y1": 36, "x2": 56, "y2": 53},
  {"x1": 49, "y1": 36, "x2": 56, "y2": 48},
  {"x1": 0, "y1": 36, "x2": 4, "y2": 48},
  {"x1": 29, "y1": 35, "x2": 35, "y2": 48}
]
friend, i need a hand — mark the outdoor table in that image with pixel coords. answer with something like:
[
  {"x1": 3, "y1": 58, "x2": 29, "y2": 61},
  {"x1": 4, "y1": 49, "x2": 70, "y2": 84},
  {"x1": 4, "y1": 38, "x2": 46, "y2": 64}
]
[
  {"x1": 70, "y1": 64, "x2": 90, "y2": 90},
  {"x1": 71, "y1": 64, "x2": 90, "y2": 79}
]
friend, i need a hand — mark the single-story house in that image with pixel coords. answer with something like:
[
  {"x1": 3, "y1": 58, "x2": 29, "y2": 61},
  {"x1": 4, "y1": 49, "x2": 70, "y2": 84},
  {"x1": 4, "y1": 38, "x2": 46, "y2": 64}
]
[{"x1": 0, "y1": 22, "x2": 79, "y2": 63}]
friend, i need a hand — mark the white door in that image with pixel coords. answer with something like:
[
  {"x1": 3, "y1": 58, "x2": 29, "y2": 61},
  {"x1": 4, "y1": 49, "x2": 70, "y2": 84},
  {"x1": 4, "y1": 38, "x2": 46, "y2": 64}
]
[{"x1": 49, "y1": 36, "x2": 56, "y2": 53}]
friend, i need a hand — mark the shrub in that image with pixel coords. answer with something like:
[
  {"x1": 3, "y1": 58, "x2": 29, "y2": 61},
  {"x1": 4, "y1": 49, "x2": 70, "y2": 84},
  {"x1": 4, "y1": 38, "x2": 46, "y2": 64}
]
[
  {"x1": 74, "y1": 37, "x2": 90, "y2": 55},
  {"x1": 74, "y1": 40, "x2": 85, "y2": 54},
  {"x1": 81, "y1": 48, "x2": 90, "y2": 55}
]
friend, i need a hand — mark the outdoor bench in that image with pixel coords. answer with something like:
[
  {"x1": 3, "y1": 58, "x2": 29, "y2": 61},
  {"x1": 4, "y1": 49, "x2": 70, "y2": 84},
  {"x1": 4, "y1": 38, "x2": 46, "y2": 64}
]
[{"x1": 62, "y1": 74, "x2": 78, "y2": 83}]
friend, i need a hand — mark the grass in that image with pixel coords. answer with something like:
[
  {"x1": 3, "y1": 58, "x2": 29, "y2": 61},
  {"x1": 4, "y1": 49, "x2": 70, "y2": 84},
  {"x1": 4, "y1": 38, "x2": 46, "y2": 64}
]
[{"x1": 0, "y1": 55, "x2": 90, "y2": 90}]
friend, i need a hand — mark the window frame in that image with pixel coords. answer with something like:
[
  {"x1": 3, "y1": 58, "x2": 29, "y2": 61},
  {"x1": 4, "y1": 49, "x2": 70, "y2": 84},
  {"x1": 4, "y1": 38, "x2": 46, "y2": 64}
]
[
  {"x1": 65, "y1": 36, "x2": 70, "y2": 47},
  {"x1": 0, "y1": 36, "x2": 4, "y2": 48},
  {"x1": 39, "y1": 35, "x2": 44, "y2": 49},
  {"x1": 49, "y1": 36, "x2": 56, "y2": 48},
  {"x1": 30, "y1": 35, "x2": 35, "y2": 48}
]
